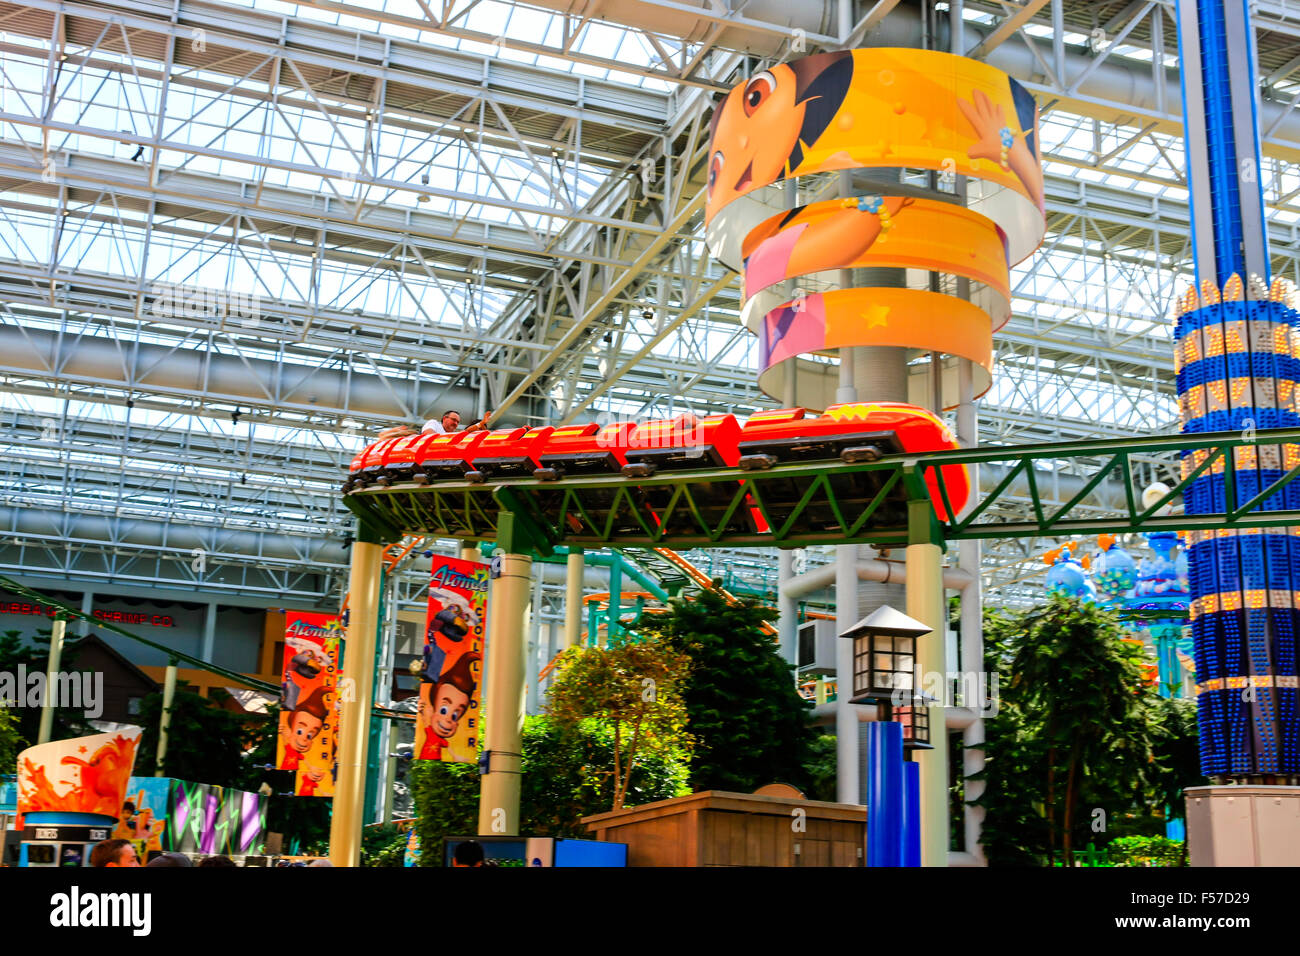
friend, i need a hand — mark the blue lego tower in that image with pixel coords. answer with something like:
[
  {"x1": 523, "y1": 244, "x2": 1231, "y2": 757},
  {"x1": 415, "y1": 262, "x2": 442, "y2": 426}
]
[{"x1": 1174, "y1": 0, "x2": 1300, "y2": 778}]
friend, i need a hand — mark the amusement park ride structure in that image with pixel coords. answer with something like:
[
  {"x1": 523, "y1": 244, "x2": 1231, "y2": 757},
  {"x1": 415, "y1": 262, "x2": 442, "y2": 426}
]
[{"x1": 330, "y1": 3, "x2": 1300, "y2": 865}]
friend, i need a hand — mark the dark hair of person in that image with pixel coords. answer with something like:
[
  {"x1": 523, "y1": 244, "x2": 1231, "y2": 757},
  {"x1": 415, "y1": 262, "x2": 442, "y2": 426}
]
[
  {"x1": 90, "y1": 838, "x2": 134, "y2": 867},
  {"x1": 453, "y1": 840, "x2": 485, "y2": 866}
]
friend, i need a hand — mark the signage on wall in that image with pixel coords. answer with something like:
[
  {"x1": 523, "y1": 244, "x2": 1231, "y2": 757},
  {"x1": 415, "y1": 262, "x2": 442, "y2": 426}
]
[{"x1": 0, "y1": 601, "x2": 176, "y2": 627}]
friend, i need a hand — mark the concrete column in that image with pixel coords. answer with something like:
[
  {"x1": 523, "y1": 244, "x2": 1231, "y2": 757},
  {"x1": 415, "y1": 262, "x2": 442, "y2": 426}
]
[
  {"x1": 835, "y1": 543, "x2": 861, "y2": 804},
  {"x1": 907, "y1": 527, "x2": 949, "y2": 867},
  {"x1": 956, "y1": 357, "x2": 986, "y2": 864},
  {"x1": 564, "y1": 548, "x2": 584, "y2": 649},
  {"x1": 37, "y1": 616, "x2": 67, "y2": 745},
  {"x1": 778, "y1": 550, "x2": 797, "y2": 669},
  {"x1": 200, "y1": 602, "x2": 217, "y2": 663},
  {"x1": 382, "y1": 721, "x2": 399, "y2": 825},
  {"x1": 525, "y1": 576, "x2": 543, "y2": 715},
  {"x1": 154, "y1": 659, "x2": 178, "y2": 776},
  {"x1": 478, "y1": 550, "x2": 531, "y2": 836},
  {"x1": 329, "y1": 538, "x2": 384, "y2": 867},
  {"x1": 77, "y1": 591, "x2": 94, "y2": 637},
  {"x1": 546, "y1": 620, "x2": 558, "y2": 666},
  {"x1": 460, "y1": 542, "x2": 483, "y2": 563}
]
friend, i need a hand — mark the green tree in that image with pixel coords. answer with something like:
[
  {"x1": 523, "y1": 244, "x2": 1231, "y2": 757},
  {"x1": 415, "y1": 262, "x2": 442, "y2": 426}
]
[
  {"x1": 1150, "y1": 695, "x2": 1203, "y2": 827},
  {"x1": 137, "y1": 683, "x2": 251, "y2": 785},
  {"x1": 546, "y1": 639, "x2": 691, "y2": 809},
  {"x1": 975, "y1": 595, "x2": 1166, "y2": 866},
  {"x1": 0, "y1": 706, "x2": 23, "y2": 771},
  {"x1": 0, "y1": 627, "x2": 95, "y2": 744},
  {"x1": 408, "y1": 716, "x2": 689, "y2": 864},
  {"x1": 639, "y1": 587, "x2": 816, "y2": 794},
  {"x1": 361, "y1": 823, "x2": 410, "y2": 867},
  {"x1": 801, "y1": 734, "x2": 838, "y2": 802}
]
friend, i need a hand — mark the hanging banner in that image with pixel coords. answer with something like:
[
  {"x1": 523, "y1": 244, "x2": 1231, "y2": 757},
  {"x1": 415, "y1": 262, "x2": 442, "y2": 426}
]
[
  {"x1": 111, "y1": 777, "x2": 171, "y2": 861},
  {"x1": 17, "y1": 728, "x2": 142, "y2": 817},
  {"x1": 276, "y1": 610, "x2": 343, "y2": 796},
  {"x1": 414, "y1": 557, "x2": 488, "y2": 763}
]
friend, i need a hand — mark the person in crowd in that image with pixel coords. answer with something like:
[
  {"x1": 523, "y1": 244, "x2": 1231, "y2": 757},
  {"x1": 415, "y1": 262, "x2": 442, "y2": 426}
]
[
  {"x1": 451, "y1": 840, "x2": 485, "y2": 867},
  {"x1": 376, "y1": 409, "x2": 493, "y2": 442},
  {"x1": 197, "y1": 854, "x2": 238, "y2": 867},
  {"x1": 145, "y1": 851, "x2": 192, "y2": 868},
  {"x1": 90, "y1": 838, "x2": 140, "y2": 867}
]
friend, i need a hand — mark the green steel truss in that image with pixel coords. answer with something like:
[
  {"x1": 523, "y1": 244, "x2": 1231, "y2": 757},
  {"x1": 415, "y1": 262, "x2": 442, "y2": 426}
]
[{"x1": 341, "y1": 428, "x2": 1300, "y2": 550}]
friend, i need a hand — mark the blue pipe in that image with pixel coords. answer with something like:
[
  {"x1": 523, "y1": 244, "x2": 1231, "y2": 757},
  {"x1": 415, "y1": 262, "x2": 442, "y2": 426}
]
[
  {"x1": 866, "y1": 721, "x2": 904, "y2": 867},
  {"x1": 902, "y1": 760, "x2": 921, "y2": 867}
]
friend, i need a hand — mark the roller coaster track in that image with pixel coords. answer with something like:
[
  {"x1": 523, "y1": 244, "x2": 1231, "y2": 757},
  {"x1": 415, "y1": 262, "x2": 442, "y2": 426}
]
[{"x1": 617, "y1": 546, "x2": 779, "y2": 638}]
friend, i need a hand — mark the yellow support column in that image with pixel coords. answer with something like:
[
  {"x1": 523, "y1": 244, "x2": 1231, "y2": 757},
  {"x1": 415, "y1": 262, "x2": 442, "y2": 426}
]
[
  {"x1": 905, "y1": 498, "x2": 949, "y2": 868},
  {"x1": 36, "y1": 615, "x2": 67, "y2": 745},
  {"x1": 478, "y1": 536, "x2": 532, "y2": 836},
  {"x1": 564, "y1": 547, "x2": 584, "y2": 650},
  {"x1": 154, "y1": 659, "x2": 178, "y2": 776},
  {"x1": 329, "y1": 531, "x2": 385, "y2": 867}
]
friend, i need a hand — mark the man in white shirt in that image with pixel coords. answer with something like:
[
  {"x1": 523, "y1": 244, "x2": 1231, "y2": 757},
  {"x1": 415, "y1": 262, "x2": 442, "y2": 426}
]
[
  {"x1": 376, "y1": 409, "x2": 492, "y2": 442},
  {"x1": 422, "y1": 409, "x2": 491, "y2": 435}
]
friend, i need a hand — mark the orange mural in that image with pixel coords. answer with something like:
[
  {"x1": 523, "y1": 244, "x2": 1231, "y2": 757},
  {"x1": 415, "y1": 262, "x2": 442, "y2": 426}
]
[
  {"x1": 17, "y1": 730, "x2": 142, "y2": 817},
  {"x1": 703, "y1": 48, "x2": 1046, "y2": 411},
  {"x1": 705, "y1": 47, "x2": 1045, "y2": 260}
]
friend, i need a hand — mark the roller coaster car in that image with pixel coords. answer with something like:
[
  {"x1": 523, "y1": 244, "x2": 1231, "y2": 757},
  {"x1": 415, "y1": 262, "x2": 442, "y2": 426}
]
[
  {"x1": 621, "y1": 413, "x2": 741, "y2": 477},
  {"x1": 346, "y1": 436, "x2": 408, "y2": 492},
  {"x1": 737, "y1": 404, "x2": 969, "y2": 527},
  {"x1": 343, "y1": 448, "x2": 369, "y2": 493},
  {"x1": 465, "y1": 426, "x2": 553, "y2": 482},
  {"x1": 736, "y1": 406, "x2": 904, "y2": 469},
  {"x1": 534, "y1": 422, "x2": 624, "y2": 480},
  {"x1": 413, "y1": 430, "x2": 491, "y2": 483},
  {"x1": 374, "y1": 431, "x2": 435, "y2": 486}
]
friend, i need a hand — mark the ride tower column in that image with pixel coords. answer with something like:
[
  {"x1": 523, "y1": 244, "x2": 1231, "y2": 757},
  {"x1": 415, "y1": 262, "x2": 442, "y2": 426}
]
[{"x1": 702, "y1": 44, "x2": 1045, "y2": 864}]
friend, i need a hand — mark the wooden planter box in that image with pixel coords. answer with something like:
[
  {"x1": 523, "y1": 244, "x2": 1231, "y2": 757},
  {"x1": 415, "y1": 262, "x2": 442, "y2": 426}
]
[{"x1": 582, "y1": 790, "x2": 866, "y2": 867}]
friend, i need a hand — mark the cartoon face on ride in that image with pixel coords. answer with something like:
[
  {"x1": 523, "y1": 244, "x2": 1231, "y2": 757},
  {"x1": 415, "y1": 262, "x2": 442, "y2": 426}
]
[
  {"x1": 416, "y1": 652, "x2": 481, "y2": 760},
  {"x1": 424, "y1": 683, "x2": 468, "y2": 740},
  {"x1": 705, "y1": 52, "x2": 854, "y2": 220},
  {"x1": 288, "y1": 710, "x2": 322, "y2": 755}
]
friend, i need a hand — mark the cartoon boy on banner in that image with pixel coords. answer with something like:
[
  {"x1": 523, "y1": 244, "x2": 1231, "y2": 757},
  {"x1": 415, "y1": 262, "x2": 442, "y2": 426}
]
[
  {"x1": 414, "y1": 558, "x2": 488, "y2": 763},
  {"x1": 277, "y1": 611, "x2": 342, "y2": 796}
]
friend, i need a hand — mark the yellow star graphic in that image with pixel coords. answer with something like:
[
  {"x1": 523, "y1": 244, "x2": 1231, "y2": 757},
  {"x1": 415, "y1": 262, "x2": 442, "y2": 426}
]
[{"x1": 862, "y1": 304, "x2": 891, "y2": 328}]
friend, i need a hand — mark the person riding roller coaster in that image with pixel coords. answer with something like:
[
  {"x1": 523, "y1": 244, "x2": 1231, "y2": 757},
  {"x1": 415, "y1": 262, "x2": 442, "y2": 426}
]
[{"x1": 376, "y1": 409, "x2": 494, "y2": 442}]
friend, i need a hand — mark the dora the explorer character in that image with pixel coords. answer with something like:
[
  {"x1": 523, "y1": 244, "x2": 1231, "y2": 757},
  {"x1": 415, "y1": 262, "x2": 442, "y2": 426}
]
[
  {"x1": 706, "y1": 51, "x2": 854, "y2": 219},
  {"x1": 707, "y1": 51, "x2": 917, "y2": 293},
  {"x1": 957, "y1": 81, "x2": 1045, "y2": 215},
  {"x1": 279, "y1": 686, "x2": 330, "y2": 772},
  {"x1": 418, "y1": 652, "x2": 480, "y2": 761}
]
